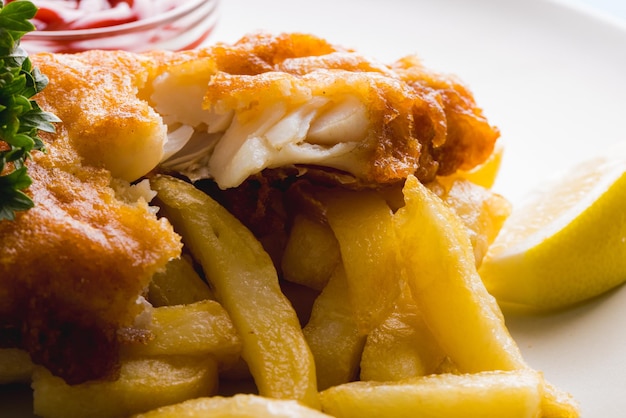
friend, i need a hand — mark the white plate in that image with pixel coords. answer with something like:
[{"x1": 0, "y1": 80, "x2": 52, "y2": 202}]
[{"x1": 4, "y1": 0, "x2": 626, "y2": 416}]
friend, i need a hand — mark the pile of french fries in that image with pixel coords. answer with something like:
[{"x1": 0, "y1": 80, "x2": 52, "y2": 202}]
[{"x1": 0, "y1": 164, "x2": 580, "y2": 417}]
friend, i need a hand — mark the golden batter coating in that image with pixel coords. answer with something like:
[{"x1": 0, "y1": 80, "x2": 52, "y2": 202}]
[
  {"x1": 31, "y1": 50, "x2": 166, "y2": 182},
  {"x1": 0, "y1": 52, "x2": 181, "y2": 384}
]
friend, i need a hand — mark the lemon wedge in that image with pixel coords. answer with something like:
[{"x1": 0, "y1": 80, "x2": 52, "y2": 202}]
[{"x1": 479, "y1": 146, "x2": 626, "y2": 310}]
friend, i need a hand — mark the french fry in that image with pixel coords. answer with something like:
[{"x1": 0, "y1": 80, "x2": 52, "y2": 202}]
[
  {"x1": 394, "y1": 176, "x2": 578, "y2": 416},
  {"x1": 437, "y1": 178, "x2": 511, "y2": 266},
  {"x1": 318, "y1": 189, "x2": 400, "y2": 333},
  {"x1": 133, "y1": 394, "x2": 332, "y2": 418},
  {"x1": 319, "y1": 369, "x2": 543, "y2": 418},
  {"x1": 303, "y1": 265, "x2": 366, "y2": 390},
  {"x1": 394, "y1": 176, "x2": 526, "y2": 372},
  {"x1": 541, "y1": 382, "x2": 580, "y2": 418},
  {"x1": 150, "y1": 175, "x2": 319, "y2": 408},
  {"x1": 148, "y1": 256, "x2": 214, "y2": 307},
  {"x1": 281, "y1": 213, "x2": 341, "y2": 291},
  {"x1": 0, "y1": 348, "x2": 34, "y2": 384},
  {"x1": 121, "y1": 300, "x2": 241, "y2": 367},
  {"x1": 359, "y1": 291, "x2": 446, "y2": 382},
  {"x1": 32, "y1": 355, "x2": 218, "y2": 418}
]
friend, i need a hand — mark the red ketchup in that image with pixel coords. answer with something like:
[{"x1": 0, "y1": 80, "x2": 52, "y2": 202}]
[{"x1": 15, "y1": 0, "x2": 218, "y2": 53}]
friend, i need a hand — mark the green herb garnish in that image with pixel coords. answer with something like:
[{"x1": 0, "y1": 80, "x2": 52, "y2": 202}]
[{"x1": 0, "y1": 0, "x2": 60, "y2": 220}]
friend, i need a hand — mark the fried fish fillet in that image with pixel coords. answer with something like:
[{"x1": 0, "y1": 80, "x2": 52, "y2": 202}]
[
  {"x1": 150, "y1": 32, "x2": 499, "y2": 189},
  {"x1": 0, "y1": 32, "x2": 498, "y2": 384},
  {"x1": 27, "y1": 31, "x2": 498, "y2": 194},
  {"x1": 0, "y1": 50, "x2": 181, "y2": 384}
]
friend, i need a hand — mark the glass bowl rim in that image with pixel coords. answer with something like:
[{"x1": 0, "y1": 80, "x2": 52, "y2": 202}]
[{"x1": 23, "y1": 0, "x2": 217, "y2": 40}]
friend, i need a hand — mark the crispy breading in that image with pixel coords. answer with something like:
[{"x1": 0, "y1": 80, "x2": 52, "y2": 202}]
[
  {"x1": 31, "y1": 50, "x2": 166, "y2": 182},
  {"x1": 0, "y1": 52, "x2": 181, "y2": 384},
  {"x1": 392, "y1": 55, "x2": 499, "y2": 175}
]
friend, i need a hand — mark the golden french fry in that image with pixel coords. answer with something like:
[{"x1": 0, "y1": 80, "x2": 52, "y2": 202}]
[
  {"x1": 319, "y1": 369, "x2": 543, "y2": 418},
  {"x1": 148, "y1": 256, "x2": 214, "y2": 307},
  {"x1": 394, "y1": 176, "x2": 579, "y2": 417},
  {"x1": 303, "y1": 265, "x2": 366, "y2": 390},
  {"x1": 133, "y1": 394, "x2": 333, "y2": 418},
  {"x1": 319, "y1": 189, "x2": 400, "y2": 333},
  {"x1": 32, "y1": 356, "x2": 218, "y2": 418},
  {"x1": 281, "y1": 213, "x2": 341, "y2": 291},
  {"x1": 438, "y1": 178, "x2": 511, "y2": 266},
  {"x1": 121, "y1": 300, "x2": 241, "y2": 367},
  {"x1": 541, "y1": 382, "x2": 580, "y2": 418},
  {"x1": 150, "y1": 175, "x2": 319, "y2": 408},
  {"x1": 359, "y1": 292, "x2": 446, "y2": 382},
  {"x1": 394, "y1": 176, "x2": 526, "y2": 372},
  {"x1": 0, "y1": 348, "x2": 34, "y2": 384}
]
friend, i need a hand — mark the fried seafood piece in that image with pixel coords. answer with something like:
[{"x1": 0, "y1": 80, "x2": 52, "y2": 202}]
[
  {"x1": 152, "y1": 32, "x2": 499, "y2": 189},
  {"x1": 31, "y1": 50, "x2": 167, "y2": 182},
  {"x1": 0, "y1": 51, "x2": 181, "y2": 385}
]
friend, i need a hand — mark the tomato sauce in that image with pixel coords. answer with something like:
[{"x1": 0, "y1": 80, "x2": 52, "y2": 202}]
[
  {"x1": 14, "y1": 0, "x2": 218, "y2": 53},
  {"x1": 8, "y1": 0, "x2": 182, "y2": 31}
]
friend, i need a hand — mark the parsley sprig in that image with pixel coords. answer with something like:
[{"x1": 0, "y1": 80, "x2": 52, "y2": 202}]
[{"x1": 0, "y1": 0, "x2": 60, "y2": 220}]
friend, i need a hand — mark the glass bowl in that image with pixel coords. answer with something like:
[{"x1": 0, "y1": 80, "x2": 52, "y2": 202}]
[{"x1": 19, "y1": 0, "x2": 219, "y2": 54}]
